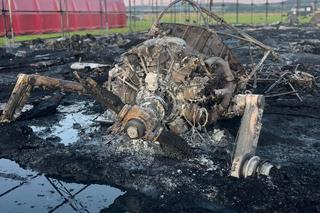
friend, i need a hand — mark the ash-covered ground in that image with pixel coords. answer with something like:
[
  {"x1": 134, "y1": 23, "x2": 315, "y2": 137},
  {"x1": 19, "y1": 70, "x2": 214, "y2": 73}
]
[{"x1": 0, "y1": 27, "x2": 319, "y2": 212}]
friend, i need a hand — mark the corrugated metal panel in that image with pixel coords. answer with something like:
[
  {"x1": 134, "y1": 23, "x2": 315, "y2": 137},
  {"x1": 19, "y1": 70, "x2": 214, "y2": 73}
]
[{"x1": 0, "y1": 0, "x2": 127, "y2": 36}]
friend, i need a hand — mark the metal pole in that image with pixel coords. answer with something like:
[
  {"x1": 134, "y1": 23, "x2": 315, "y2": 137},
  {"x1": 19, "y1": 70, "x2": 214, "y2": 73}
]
[
  {"x1": 265, "y1": 0, "x2": 269, "y2": 25},
  {"x1": 104, "y1": 0, "x2": 108, "y2": 32},
  {"x1": 236, "y1": 0, "x2": 239, "y2": 24},
  {"x1": 207, "y1": 0, "x2": 210, "y2": 24},
  {"x1": 174, "y1": 0, "x2": 176, "y2": 23},
  {"x1": 151, "y1": 0, "x2": 154, "y2": 24},
  {"x1": 156, "y1": 0, "x2": 158, "y2": 18},
  {"x1": 281, "y1": 0, "x2": 284, "y2": 22},
  {"x1": 99, "y1": 0, "x2": 103, "y2": 32},
  {"x1": 197, "y1": 0, "x2": 199, "y2": 23},
  {"x1": 64, "y1": 0, "x2": 69, "y2": 37},
  {"x1": 184, "y1": 0, "x2": 187, "y2": 23},
  {"x1": 59, "y1": 0, "x2": 64, "y2": 36},
  {"x1": 251, "y1": 0, "x2": 253, "y2": 25},
  {"x1": 222, "y1": 0, "x2": 224, "y2": 17},
  {"x1": 296, "y1": 0, "x2": 300, "y2": 17},
  {"x1": 250, "y1": 0, "x2": 253, "y2": 25},
  {"x1": 170, "y1": 0, "x2": 172, "y2": 22},
  {"x1": 128, "y1": 0, "x2": 132, "y2": 32},
  {"x1": 188, "y1": 0, "x2": 190, "y2": 22},
  {"x1": 198, "y1": 0, "x2": 201, "y2": 23},
  {"x1": 7, "y1": 0, "x2": 14, "y2": 42},
  {"x1": 2, "y1": 0, "x2": 8, "y2": 39},
  {"x1": 133, "y1": 0, "x2": 136, "y2": 31}
]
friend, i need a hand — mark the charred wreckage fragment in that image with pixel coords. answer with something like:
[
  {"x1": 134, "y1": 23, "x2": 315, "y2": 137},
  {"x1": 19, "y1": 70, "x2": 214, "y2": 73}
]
[{"x1": 1, "y1": 0, "x2": 279, "y2": 179}]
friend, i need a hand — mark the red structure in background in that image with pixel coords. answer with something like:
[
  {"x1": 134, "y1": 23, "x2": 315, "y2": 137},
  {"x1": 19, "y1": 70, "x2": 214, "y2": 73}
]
[
  {"x1": 0, "y1": 1, "x2": 6, "y2": 36},
  {"x1": 0, "y1": 0, "x2": 127, "y2": 36}
]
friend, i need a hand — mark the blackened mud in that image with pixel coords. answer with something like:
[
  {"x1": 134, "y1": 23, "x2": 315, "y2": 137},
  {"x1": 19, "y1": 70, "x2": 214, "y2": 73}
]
[{"x1": 0, "y1": 28, "x2": 320, "y2": 212}]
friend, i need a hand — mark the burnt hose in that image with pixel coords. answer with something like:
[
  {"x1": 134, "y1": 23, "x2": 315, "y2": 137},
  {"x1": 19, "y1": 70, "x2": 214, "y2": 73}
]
[{"x1": 205, "y1": 57, "x2": 236, "y2": 123}]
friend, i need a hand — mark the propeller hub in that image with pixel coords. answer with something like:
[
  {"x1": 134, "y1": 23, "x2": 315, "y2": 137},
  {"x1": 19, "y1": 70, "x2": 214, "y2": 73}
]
[{"x1": 125, "y1": 119, "x2": 145, "y2": 139}]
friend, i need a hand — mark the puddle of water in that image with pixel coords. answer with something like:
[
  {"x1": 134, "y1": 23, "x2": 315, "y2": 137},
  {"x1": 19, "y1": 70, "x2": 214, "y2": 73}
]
[
  {"x1": 0, "y1": 159, "x2": 125, "y2": 213},
  {"x1": 30, "y1": 102, "x2": 100, "y2": 145}
]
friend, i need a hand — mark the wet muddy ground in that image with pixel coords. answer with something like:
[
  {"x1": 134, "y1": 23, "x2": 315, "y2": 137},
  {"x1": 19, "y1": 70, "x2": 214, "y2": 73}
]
[{"x1": 0, "y1": 27, "x2": 319, "y2": 212}]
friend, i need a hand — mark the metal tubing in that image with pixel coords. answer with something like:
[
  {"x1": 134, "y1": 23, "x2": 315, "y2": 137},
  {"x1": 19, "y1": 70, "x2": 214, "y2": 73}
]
[{"x1": 7, "y1": 0, "x2": 14, "y2": 41}]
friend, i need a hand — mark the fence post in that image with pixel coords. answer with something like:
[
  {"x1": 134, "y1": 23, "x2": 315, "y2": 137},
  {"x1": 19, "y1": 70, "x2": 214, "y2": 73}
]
[
  {"x1": 281, "y1": 0, "x2": 284, "y2": 22},
  {"x1": 150, "y1": 0, "x2": 153, "y2": 24},
  {"x1": 265, "y1": 0, "x2": 269, "y2": 25},
  {"x1": 133, "y1": 0, "x2": 136, "y2": 30},
  {"x1": 174, "y1": 0, "x2": 176, "y2": 23},
  {"x1": 59, "y1": 0, "x2": 63, "y2": 36},
  {"x1": 128, "y1": 0, "x2": 132, "y2": 32},
  {"x1": 60, "y1": 0, "x2": 69, "y2": 38},
  {"x1": 64, "y1": 0, "x2": 69, "y2": 37},
  {"x1": 188, "y1": 1, "x2": 191, "y2": 23},
  {"x1": 99, "y1": 0, "x2": 103, "y2": 32},
  {"x1": 222, "y1": 0, "x2": 225, "y2": 18},
  {"x1": 7, "y1": 0, "x2": 14, "y2": 45},
  {"x1": 104, "y1": 0, "x2": 108, "y2": 32},
  {"x1": 296, "y1": 0, "x2": 300, "y2": 17},
  {"x1": 250, "y1": 0, "x2": 253, "y2": 25},
  {"x1": 236, "y1": 0, "x2": 239, "y2": 24},
  {"x1": 196, "y1": 0, "x2": 199, "y2": 23},
  {"x1": 156, "y1": 0, "x2": 158, "y2": 18},
  {"x1": 2, "y1": 0, "x2": 7, "y2": 39}
]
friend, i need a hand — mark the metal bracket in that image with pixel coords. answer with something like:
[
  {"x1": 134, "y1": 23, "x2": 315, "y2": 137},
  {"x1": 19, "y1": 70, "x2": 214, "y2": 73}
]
[{"x1": 230, "y1": 94, "x2": 273, "y2": 178}]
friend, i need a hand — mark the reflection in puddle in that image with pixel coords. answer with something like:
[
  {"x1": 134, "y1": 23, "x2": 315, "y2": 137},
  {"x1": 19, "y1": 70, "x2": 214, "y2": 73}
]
[
  {"x1": 30, "y1": 102, "x2": 100, "y2": 145},
  {"x1": 0, "y1": 159, "x2": 125, "y2": 212}
]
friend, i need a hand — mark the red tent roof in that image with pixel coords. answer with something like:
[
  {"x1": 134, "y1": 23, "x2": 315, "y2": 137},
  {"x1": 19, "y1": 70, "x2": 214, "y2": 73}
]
[{"x1": 0, "y1": 0, "x2": 127, "y2": 36}]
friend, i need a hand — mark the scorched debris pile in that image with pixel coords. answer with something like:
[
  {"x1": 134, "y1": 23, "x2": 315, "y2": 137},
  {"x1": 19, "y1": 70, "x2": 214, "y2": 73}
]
[{"x1": 0, "y1": 0, "x2": 318, "y2": 181}]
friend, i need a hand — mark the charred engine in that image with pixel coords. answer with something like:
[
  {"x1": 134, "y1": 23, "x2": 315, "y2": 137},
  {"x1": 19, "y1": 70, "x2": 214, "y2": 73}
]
[
  {"x1": 106, "y1": 36, "x2": 273, "y2": 178},
  {"x1": 108, "y1": 37, "x2": 238, "y2": 140}
]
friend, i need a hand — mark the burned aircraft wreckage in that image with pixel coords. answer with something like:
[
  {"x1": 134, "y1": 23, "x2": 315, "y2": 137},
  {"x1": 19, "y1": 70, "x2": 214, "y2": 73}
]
[{"x1": 1, "y1": 0, "x2": 311, "y2": 180}]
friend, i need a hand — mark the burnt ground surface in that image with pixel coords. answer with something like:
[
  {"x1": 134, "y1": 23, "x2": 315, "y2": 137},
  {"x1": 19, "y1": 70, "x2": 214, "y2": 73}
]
[{"x1": 0, "y1": 28, "x2": 319, "y2": 212}]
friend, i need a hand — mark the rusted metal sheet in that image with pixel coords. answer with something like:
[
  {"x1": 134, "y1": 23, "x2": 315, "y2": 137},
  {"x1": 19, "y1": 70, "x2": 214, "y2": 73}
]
[{"x1": 158, "y1": 23, "x2": 244, "y2": 72}]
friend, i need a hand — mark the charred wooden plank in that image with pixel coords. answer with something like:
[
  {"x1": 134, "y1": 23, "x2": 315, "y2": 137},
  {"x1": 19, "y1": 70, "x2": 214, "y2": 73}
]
[{"x1": 1, "y1": 74, "x2": 85, "y2": 122}]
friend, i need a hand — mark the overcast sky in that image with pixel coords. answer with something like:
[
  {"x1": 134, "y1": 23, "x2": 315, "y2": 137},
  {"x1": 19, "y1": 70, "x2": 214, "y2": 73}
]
[{"x1": 124, "y1": 0, "x2": 288, "y2": 6}]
